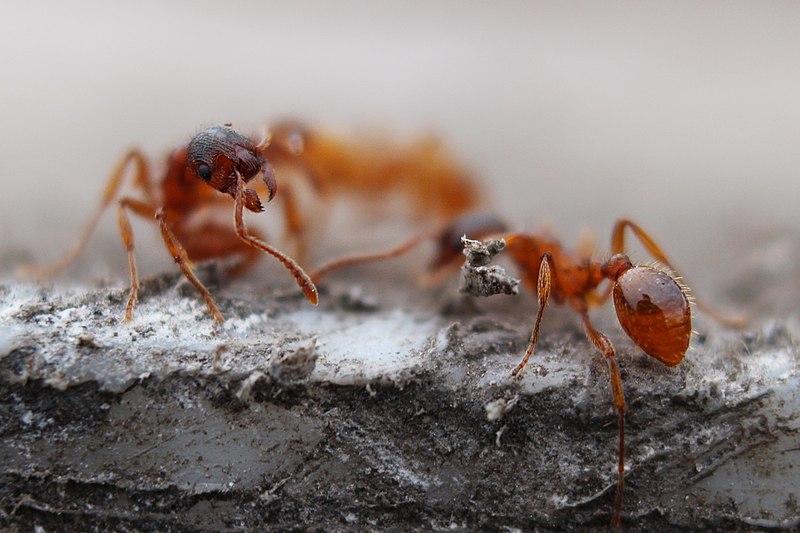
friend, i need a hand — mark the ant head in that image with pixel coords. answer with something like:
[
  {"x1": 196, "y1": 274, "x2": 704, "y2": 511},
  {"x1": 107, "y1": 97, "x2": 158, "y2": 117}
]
[
  {"x1": 606, "y1": 255, "x2": 691, "y2": 366},
  {"x1": 430, "y1": 212, "x2": 508, "y2": 270},
  {"x1": 186, "y1": 125, "x2": 276, "y2": 211}
]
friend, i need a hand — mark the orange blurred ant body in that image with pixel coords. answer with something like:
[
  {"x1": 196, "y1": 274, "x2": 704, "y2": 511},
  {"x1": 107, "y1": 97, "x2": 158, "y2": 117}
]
[
  {"x1": 312, "y1": 211, "x2": 742, "y2": 525},
  {"x1": 264, "y1": 122, "x2": 482, "y2": 263},
  {"x1": 25, "y1": 125, "x2": 318, "y2": 322}
]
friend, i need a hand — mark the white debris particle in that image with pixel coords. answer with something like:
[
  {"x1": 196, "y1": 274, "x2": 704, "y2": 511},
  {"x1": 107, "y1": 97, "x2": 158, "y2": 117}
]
[{"x1": 485, "y1": 395, "x2": 519, "y2": 421}]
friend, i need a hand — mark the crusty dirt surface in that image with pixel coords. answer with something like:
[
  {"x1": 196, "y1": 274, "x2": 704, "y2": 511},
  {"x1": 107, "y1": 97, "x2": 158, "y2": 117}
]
[{"x1": 0, "y1": 252, "x2": 799, "y2": 531}]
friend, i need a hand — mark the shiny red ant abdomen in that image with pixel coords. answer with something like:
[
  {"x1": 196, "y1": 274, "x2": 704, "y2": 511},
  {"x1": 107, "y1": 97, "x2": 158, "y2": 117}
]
[{"x1": 612, "y1": 265, "x2": 691, "y2": 366}]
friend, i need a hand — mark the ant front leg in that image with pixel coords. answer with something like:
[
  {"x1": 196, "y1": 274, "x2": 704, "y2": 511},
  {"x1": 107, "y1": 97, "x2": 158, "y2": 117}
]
[
  {"x1": 232, "y1": 174, "x2": 319, "y2": 305},
  {"x1": 117, "y1": 198, "x2": 156, "y2": 320},
  {"x1": 611, "y1": 219, "x2": 745, "y2": 327},
  {"x1": 156, "y1": 209, "x2": 225, "y2": 323},
  {"x1": 577, "y1": 306, "x2": 626, "y2": 526},
  {"x1": 23, "y1": 149, "x2": 154, "y2": 278},
  {"x1": 309, "y1": 233, "x2": 430, "y2": 285},
  {"x1": 511, "y1": 252, "x2": 554, "y2": 379}
]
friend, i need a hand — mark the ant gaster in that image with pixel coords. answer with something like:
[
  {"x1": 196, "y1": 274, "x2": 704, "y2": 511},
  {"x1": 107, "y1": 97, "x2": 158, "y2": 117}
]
[{"x1": 24, "y1": 125, "x2": 318, "y2": 322}]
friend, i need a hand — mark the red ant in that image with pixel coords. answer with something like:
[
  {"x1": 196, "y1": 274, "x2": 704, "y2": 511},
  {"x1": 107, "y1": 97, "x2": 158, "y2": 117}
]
[
  {"x1": 309, "y1": 211, "x2": 744, "y2": 525},
  {"x1": 23, "y1": 125, "x2": 318, "y2": 322},
  {"x1": 471, "y1": 215, "x2": 744, "y2": 525},
  {"x1": 262, "y1": 121, "x2": 482, "y2": 264}
]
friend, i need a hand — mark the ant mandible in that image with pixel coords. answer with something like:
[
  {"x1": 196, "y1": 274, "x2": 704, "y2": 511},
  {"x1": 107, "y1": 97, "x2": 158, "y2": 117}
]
[
  {"x1": 308, "y1": 211, "x2": 743, "y2": 525},
  {"x1": 24, "y1": 125, "x2": 318, "y2": 322}
]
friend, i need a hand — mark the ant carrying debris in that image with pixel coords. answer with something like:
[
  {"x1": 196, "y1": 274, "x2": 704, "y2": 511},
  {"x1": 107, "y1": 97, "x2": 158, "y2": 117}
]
[
  {"x1": 23, "y1": 125, "x2": 318, "y2": 322},
  {"x1": 460, "y1": 215, "x2": 745, "y2": 525},
  {"x1": 309, "y1": 211, "x2": 743, "y2": 525},
  {"x1": 262, "y1": 121, "x2": 483, "y2": 264}
]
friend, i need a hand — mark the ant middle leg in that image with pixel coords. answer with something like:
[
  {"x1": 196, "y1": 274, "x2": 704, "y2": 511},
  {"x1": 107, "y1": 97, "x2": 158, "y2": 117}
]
[
  {"x1": 277, "y1": 181, "x2": 310, "y2": 265},
  {"x1": 156, "y1": 209, "x2": 225, "y2": 323},
  {"x1": 511, "y1": 252, "x2": 555, "y2": 379},
  {"x1": 577, "y1": 306, "x2": 626, "y2": 526},
  {"x1": 611, "y1": 219, "x2": 745, "y2": 327}
]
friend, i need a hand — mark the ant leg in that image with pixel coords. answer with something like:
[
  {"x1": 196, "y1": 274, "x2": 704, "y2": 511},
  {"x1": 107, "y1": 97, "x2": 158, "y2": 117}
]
[
  {"x1": 578, "y1": 307, "x2": 626, "y2": 526},
  {"x1": 156, "y1": 209, "x2": 224, "y2": 323},
  {"x1": 232, "y1": 175, "x2": 319, "y2": 305},
  {"x1": 117, "y1": 198, "x2": 156, "y2": 320},
  {"x1": 279, "y1": 182, "x2": 309, "y2": 265},
  {"x1": 309, "y1": 233, "x2": 430, "y2": 284},
  {"x1": 586, "y1": 281, "x2": 614, "y2": 308},
  {"x1": 260, "y1": 123, "x2": 326, "y2": 263},
  {"x1": 611, "y1": 219, "x2": 681, "y2": 267},
  {"x1": 511, "y1": 252, "x2": 554, "y2": 379},
  {"x1": 611, "y1": 219, "x2": 745, "y2": 327},
  {"x1": 23, "y1": 150, "x2": 154, "y2": 278}
]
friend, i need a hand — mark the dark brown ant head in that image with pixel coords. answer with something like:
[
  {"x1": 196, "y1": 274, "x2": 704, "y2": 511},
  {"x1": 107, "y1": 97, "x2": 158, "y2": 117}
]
[
  {"x1": 186, "y1": 125, "x2": 277, "y2": 212},
  {"x1": 604, "y1": 254, "x2": 692, "y2": 366},
  {"x1": 430, "y1": 212, "x2": 508, "y2": 270}
]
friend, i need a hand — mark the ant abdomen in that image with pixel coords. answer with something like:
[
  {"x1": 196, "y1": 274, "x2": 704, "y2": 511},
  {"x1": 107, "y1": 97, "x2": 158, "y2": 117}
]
[{"x1": 612, "y1": 266, "x2": 692, "y2": 366}]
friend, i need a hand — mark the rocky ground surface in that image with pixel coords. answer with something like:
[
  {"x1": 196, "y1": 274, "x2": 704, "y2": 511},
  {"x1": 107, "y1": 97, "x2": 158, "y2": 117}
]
[{"x1": 0, "y1": 249, "x2": 799, "y2": 531}]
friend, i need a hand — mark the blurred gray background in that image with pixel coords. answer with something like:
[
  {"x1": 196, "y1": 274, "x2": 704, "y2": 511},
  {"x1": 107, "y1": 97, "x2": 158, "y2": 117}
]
[{"x1": 1, "y1": 0, "x2": 798, "y2": 310}]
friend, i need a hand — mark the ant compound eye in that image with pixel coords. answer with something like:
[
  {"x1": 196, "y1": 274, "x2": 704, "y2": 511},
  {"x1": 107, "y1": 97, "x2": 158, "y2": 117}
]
[
  {"x1": 197, "y1": 164, "x2": 212, "y2": 181},
  {"x1": 612, "y1": 266, "x2": 691, "y2": 366}
]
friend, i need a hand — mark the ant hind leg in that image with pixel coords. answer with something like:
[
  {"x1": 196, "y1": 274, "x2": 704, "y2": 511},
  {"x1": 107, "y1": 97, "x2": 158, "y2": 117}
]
[
  {"x1": 578, "y1": 307, "x2": 626, "y2": 526},
  {"x1": 610, "y1": 219, "x2": 745, "y2": 327},
  {"x1": 309, "y1": 233, "x2": 429, "y2": 284}
]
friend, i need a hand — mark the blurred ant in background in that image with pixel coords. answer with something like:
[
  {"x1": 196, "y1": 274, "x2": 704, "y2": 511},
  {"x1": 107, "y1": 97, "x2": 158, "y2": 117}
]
[
  {"x1": 263, "y1": 121, "x2": 483, "y2": 265},
  {"x1": 23, "y1": 125, "x2": 318, "y2": 322},
  {"x1": 311, "y1": 211, "x2": 744, "y2": 525},
  {"x1": 23, "y1": 121, "x2": 483, "y2": 321}
]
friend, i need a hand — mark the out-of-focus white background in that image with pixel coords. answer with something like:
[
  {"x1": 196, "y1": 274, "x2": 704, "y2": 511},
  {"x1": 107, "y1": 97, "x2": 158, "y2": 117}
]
[{"x1": 2, "y1": 0, "x2": 799, "y2": 297}]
